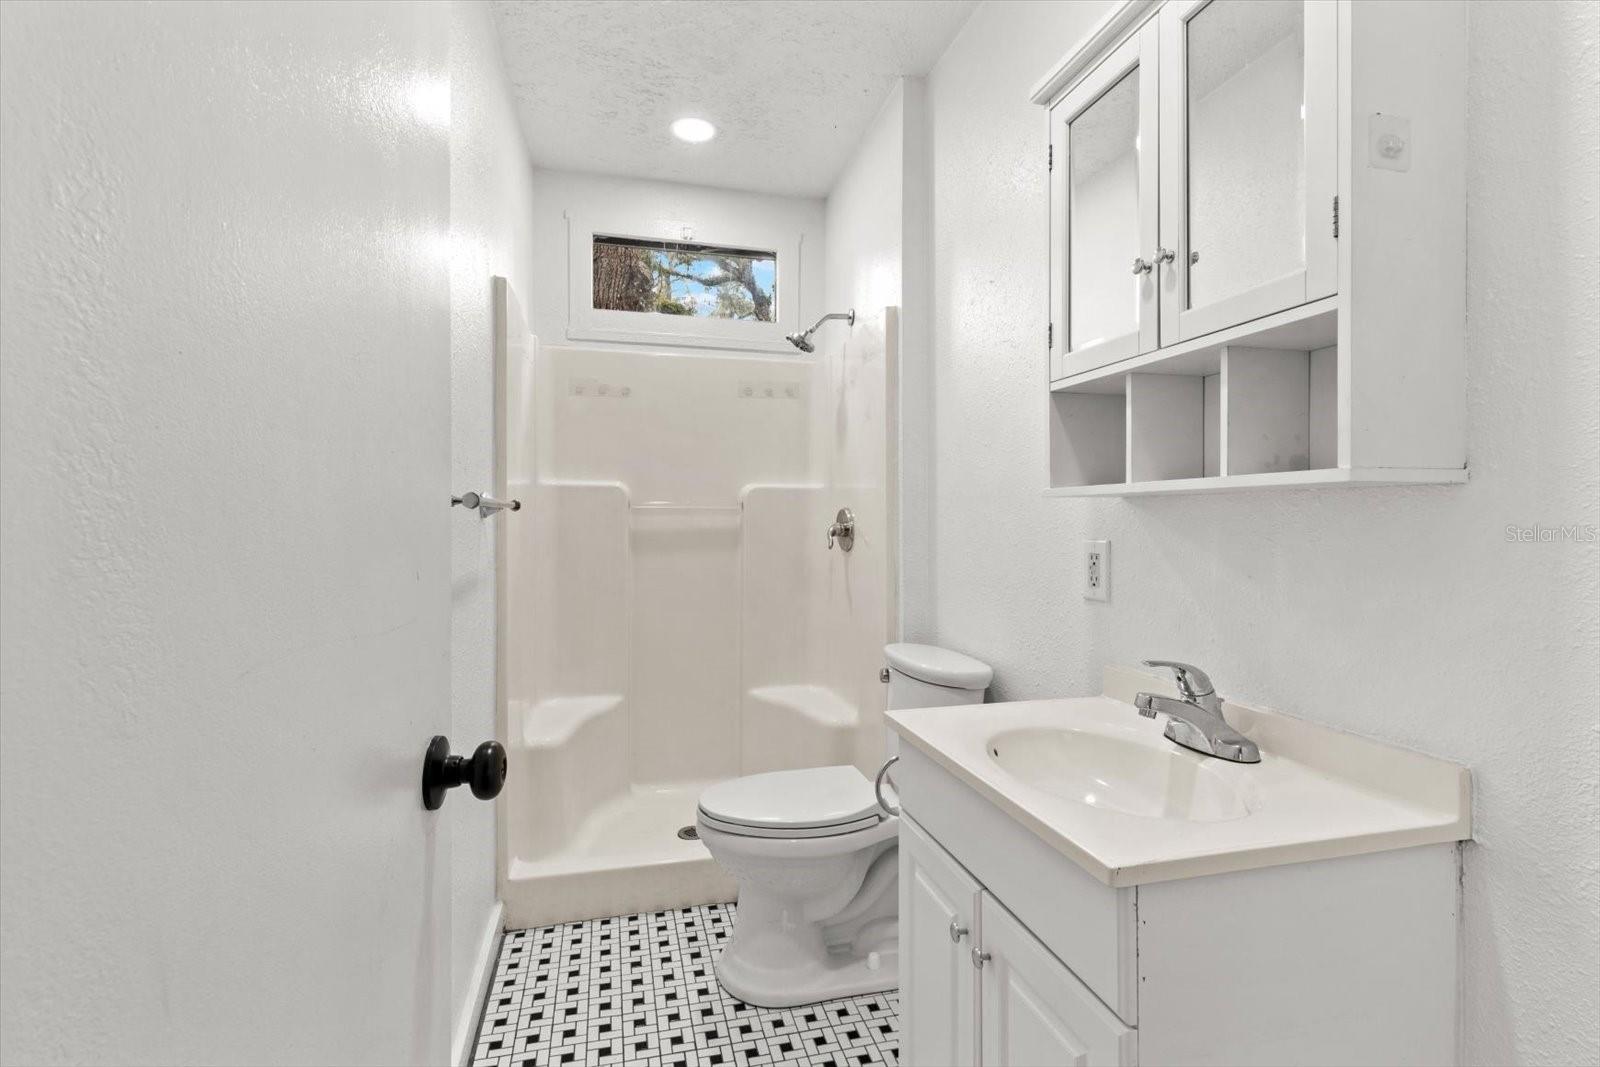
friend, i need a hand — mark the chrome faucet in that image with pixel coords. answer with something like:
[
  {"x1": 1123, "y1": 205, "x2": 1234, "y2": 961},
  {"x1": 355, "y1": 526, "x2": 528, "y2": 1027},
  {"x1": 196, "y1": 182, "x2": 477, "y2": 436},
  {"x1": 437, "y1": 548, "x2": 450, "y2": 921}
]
[{"x1": 1134, "y1": 660, "x2": 1261, "y2": 764}]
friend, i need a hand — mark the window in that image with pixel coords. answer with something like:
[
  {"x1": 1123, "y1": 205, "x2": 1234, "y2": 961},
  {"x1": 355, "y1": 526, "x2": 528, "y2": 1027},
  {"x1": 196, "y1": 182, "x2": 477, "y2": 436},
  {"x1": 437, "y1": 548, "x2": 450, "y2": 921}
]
[
  {"x1": 566, "y1": 212, "x2": 804, "y2": 353},
  {"x1": 592, "y1": 235, "x2": 776, "y2": 322}
]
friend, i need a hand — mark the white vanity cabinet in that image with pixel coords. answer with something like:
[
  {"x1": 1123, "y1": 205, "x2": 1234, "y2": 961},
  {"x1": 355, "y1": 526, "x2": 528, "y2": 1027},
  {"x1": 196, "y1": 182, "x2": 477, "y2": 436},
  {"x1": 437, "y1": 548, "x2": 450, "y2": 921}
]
[
  {"x1": 895, "y1": 745, "x2": 1463, "y2": 1067},
  {"x1": 900, "y1": 815, "x2": 981, "y2": 1066},
  {"x1": 1041, "y1": 0, "x2": 1467, "y2": 495},
  {"x1": 901, "y1": 817, "x2": 1134, "y2": 1067},
  {"x1": 979, "y1": 890, "x2": 1135, "y2": 1067}
]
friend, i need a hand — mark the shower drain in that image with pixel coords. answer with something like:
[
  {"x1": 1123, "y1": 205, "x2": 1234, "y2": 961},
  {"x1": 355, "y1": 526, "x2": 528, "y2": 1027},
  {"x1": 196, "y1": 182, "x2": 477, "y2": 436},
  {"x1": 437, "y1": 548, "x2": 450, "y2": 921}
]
[{"x1": 677, "y1": 825, "x2": 700, "y2": 841}]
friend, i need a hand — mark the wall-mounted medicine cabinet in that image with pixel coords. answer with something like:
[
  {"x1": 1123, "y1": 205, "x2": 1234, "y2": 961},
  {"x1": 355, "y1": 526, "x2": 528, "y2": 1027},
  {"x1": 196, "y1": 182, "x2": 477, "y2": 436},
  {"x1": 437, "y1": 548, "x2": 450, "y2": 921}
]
[{"x1": 1037, "y1": 0, "x2": 1467, "y2": 496}]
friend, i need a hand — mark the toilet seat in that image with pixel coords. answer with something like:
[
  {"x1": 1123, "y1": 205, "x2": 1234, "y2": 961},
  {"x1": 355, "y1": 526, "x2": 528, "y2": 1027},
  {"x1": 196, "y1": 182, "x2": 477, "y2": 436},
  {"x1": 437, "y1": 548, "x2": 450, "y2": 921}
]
[
  {"x1": 697, "y1": 811, "x2": 883, "y2": 839},
  {"x1": 697, "y1": 765, "x2": 883, "y2": 839}
]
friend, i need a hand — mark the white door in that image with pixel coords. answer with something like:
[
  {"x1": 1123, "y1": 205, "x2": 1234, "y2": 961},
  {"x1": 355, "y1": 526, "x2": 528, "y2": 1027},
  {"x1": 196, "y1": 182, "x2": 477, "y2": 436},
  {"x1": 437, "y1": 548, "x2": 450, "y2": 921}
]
[
  {"x1": 979, "y1": 895, "x2": 1135, "y2": 1067},
  {"x1": 1049, "y1": 21, "x2": 1161, "y2": 380},
  {"x1": 0, "y1": 3, "x2": 457, "y2": 1064},
  {"x1": 900, "y1": 815, "x2": 982, "y2": 1067},
  {"x1": 1158, "y1": 0, "x2": 1339, "y2": 344}
]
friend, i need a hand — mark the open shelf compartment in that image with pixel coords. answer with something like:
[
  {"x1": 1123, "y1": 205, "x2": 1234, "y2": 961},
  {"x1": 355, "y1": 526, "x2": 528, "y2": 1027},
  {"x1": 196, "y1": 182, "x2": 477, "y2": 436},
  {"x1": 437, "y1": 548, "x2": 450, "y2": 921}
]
[{"x1": 1050, "y1": 314, "x2": 1344, "y2": 494}]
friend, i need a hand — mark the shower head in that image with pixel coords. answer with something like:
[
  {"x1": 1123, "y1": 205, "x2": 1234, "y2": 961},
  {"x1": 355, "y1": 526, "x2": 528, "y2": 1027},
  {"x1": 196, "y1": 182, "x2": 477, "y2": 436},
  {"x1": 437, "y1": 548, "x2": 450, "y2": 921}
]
[{"x1": 784, "y1": 309, "x2": 855, "y2": 352}]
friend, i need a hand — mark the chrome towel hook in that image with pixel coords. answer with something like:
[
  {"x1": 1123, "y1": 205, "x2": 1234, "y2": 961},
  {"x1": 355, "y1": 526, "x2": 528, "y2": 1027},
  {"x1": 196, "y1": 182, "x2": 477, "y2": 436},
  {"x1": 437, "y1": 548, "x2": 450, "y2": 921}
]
[{"x1": 452, "y1": 491, "x2": 520, "y2": 517}]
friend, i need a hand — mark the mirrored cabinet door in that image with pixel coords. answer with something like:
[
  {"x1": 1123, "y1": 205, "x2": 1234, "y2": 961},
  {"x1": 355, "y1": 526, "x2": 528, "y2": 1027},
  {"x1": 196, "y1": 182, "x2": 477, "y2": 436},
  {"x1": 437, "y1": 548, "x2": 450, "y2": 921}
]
[
  {"x1": 1050, "y1": 24, "x2": 1159, "y2": 380},
  {"x1": 1159, "y1": 0, "x2": 1337, "y2": 345}
]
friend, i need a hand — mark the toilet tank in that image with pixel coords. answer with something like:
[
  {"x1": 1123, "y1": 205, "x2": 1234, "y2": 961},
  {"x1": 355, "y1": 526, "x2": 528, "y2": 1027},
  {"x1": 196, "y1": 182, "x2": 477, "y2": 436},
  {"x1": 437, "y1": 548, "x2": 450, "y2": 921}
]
[{"x1": 884, "y1": 643, "x2": 992, "y2": 711}]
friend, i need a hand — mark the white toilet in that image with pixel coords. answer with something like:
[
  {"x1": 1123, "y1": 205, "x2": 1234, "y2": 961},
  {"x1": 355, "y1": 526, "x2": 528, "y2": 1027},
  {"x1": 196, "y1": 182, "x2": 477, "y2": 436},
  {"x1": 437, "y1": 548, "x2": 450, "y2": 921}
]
[{"x1": 697, "y1": 642, "x2": 992, "y2": 1006}]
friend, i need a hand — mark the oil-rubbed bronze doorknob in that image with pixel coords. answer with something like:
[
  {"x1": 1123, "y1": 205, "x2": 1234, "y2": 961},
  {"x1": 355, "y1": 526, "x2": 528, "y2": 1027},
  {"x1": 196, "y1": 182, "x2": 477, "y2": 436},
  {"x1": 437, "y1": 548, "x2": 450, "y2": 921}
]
[{"x1": 422, "y1": 737, "x2": 506, "y2": 811}]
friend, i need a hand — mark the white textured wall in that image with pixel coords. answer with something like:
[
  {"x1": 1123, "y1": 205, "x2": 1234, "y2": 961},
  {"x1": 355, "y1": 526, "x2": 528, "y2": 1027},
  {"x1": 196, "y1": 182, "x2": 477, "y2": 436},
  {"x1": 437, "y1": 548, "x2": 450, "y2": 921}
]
[
  {"x1": 915, "y1": 2, "x2": 1599, "y2": 1064},
  {"x1": 446, "y1": 1, "x2": 536, "y2": 1059},
  {"x1": 0, "y1": 2, "x2": 455, "y2": 1063}
]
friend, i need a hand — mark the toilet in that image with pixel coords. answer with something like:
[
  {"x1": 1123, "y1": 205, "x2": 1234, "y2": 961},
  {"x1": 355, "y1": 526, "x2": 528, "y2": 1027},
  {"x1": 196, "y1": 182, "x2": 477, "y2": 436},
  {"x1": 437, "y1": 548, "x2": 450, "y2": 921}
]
[{"x1": 697, "y1": 642, "x2": 992, "y2": 1007}]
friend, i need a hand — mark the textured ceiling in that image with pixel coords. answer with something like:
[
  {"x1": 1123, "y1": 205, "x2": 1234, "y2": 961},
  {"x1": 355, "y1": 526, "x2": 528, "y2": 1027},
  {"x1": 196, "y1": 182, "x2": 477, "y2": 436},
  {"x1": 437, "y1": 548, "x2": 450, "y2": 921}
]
[{"x1": 489, "y1": 0, "x2": 978, "y2": 197}]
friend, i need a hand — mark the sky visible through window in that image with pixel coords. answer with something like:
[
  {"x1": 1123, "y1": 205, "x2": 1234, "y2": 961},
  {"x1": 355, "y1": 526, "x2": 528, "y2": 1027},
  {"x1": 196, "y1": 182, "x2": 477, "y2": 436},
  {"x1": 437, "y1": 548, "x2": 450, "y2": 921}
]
[{"x1": 593, "y1": 236, "x2": 776, "y2": 322}]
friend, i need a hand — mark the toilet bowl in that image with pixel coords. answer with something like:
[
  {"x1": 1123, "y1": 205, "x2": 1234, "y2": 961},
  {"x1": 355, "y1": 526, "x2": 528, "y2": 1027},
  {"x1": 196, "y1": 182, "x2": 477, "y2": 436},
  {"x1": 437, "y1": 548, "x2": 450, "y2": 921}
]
[
  {"x1": 698, "y1": 644, "x2": 992, "y2": 1007},
  {"x1": 697, "y1": 766, "x2": 899, "y2": 1006}
]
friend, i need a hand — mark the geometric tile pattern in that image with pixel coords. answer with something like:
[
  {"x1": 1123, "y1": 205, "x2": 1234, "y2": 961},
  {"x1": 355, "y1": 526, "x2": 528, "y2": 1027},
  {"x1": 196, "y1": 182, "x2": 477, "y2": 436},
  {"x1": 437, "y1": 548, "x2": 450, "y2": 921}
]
[{"x1": 472, "y1": 903, "x2": 899, "y2": 1067}]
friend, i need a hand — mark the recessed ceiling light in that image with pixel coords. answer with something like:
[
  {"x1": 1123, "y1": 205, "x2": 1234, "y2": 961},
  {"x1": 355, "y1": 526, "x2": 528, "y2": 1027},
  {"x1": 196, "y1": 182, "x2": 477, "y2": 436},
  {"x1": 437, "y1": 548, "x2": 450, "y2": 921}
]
[{"x1": 671, "y1": 117, "x2": 717, "y2": 144}]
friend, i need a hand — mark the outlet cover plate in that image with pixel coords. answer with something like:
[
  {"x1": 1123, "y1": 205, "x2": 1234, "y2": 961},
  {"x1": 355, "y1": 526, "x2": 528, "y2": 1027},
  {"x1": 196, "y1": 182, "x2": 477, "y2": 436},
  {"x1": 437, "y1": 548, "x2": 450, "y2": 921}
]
[{"x1": 1084, "y1": 540, "x2": 1110, "y2": 602}]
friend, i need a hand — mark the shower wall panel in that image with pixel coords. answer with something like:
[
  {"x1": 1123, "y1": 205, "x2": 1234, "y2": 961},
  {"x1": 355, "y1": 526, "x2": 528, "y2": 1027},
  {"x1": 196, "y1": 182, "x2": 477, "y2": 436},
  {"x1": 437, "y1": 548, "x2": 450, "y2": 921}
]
[
  {"x1": 630, "y1": 506, "x2": 741, "y2": 784},
  {"x1": 543, "y1": 347, "x2": 810, "y2": 503}
]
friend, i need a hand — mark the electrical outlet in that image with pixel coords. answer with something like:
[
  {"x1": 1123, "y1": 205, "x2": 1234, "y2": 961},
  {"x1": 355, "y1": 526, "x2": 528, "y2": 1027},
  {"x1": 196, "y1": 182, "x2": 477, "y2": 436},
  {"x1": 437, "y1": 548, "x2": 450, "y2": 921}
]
[{"x1": 1083, "y1": 540, "x2": 1110, "y2": 602}]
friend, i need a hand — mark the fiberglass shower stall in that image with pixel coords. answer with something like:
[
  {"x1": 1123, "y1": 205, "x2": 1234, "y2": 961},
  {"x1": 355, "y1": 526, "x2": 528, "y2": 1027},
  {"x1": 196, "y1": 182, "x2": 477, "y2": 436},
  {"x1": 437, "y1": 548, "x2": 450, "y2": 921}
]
[{"x1": 492, "y1": 279, "x2": 896, "y2": 928}]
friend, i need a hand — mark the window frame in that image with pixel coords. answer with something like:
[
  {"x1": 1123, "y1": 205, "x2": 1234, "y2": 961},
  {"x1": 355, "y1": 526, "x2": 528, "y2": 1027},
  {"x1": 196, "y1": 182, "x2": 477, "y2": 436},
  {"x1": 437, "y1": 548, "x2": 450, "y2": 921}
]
[{"x1": 566, "y1": 212, "x2": 805, "y2": 353}]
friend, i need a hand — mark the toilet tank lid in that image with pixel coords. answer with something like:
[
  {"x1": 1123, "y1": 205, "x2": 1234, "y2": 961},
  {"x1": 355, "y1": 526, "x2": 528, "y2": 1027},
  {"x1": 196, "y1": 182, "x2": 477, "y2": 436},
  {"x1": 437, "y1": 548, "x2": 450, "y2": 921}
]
[{"x1": 884, "y1": 643, "x2": 993, "y2": 690}]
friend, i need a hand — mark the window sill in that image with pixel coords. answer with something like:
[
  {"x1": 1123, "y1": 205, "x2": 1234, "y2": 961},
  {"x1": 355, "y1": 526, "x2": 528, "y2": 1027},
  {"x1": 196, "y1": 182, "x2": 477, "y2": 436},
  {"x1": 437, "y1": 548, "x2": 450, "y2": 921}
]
[{"x1": 564, "y1": 323, "x2": 802, "y2": 355}]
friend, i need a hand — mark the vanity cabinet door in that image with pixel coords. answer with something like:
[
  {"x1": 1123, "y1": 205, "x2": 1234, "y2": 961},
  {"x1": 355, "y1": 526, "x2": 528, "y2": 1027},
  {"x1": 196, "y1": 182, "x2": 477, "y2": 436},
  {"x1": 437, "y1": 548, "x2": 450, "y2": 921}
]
[
  {"x1": 1157, "y1": 0, "x2": 1338, "y2": 345},
  {"x1": 978, "y1": 895, "x2": 1135, "y2": 1067},
  {"x1": 900, "y1": 814, "x2": 981, "y2": 1067},
  {"x1": 1049, "y1": 21, "x2": 1161, "y2": 381}
]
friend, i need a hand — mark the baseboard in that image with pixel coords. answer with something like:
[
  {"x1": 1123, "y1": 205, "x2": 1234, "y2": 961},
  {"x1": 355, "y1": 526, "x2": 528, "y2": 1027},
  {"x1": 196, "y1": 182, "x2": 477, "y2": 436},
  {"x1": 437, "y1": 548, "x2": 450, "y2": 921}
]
[{"x1": 453, "y1": 899, "x2": 505, "y2": 1067}]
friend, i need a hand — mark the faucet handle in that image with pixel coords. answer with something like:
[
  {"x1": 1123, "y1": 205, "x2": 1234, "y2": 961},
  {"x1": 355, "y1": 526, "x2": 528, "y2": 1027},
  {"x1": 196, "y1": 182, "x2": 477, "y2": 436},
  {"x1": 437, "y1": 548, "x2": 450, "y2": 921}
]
[{"x1": 1142, "y1": 660, "x2": 1215, "y2": 700}]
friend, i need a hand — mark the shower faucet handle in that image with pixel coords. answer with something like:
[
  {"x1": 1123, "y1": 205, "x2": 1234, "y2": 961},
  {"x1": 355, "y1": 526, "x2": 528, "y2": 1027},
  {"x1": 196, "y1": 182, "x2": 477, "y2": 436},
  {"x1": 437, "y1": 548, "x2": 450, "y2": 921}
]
[{"x1": 826, "y1": 508, "x2": 855, "y2": 552}]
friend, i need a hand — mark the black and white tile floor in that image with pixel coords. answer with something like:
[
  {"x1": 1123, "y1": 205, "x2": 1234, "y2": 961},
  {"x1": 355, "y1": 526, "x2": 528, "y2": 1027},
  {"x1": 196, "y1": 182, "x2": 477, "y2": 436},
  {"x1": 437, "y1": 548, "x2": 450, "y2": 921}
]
[{"x1": 471, "y1": 903, "x2": 899, "y2": 1067}]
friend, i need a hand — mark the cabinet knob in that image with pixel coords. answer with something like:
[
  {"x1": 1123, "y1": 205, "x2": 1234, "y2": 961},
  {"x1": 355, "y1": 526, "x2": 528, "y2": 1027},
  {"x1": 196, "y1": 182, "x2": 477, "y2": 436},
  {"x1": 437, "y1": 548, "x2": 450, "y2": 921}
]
[
  {"x1": 1131, "y1": 256, "x2": 1153, "y2": 275},
  {"x1": 1154, "y1": 247, "x2": 1177, "y2": 266},
  {"x1": 949, "y1": 918, "x2": 969, "y2": 944},
  {"x1": 971, "y1": 947, "x2": 991, "y2": 969}
]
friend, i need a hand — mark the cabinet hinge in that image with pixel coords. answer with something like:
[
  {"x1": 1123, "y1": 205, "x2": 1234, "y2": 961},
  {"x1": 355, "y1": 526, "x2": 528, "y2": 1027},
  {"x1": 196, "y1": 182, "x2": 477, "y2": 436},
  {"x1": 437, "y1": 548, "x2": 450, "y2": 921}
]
[
  {"x1": 1047, "y1": 321, "x2": 1054, "y2": 349},
  {"x1": 1048, "y1": 143, "x2": 1053, "y2": 172},
  {"x1": 1332, "y1": 195, "x2": 1340, "y2": 238}
]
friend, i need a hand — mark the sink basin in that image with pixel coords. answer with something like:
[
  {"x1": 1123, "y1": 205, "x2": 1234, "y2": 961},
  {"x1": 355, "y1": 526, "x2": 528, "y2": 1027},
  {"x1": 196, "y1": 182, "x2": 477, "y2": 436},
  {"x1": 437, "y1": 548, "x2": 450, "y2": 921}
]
[
  {"x1": 888, "y1": 682, "x2": 1471, "y2": 887},
  {"x1": 986, "y1": 727, "x2": 1253, "y2": 823}
]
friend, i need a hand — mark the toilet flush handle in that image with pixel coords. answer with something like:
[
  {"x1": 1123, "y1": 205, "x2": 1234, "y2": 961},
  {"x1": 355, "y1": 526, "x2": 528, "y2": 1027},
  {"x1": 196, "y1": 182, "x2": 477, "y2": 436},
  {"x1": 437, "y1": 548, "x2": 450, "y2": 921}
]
[{"x1": 873, "y1": 756, "x2": 901, "y2": 817}]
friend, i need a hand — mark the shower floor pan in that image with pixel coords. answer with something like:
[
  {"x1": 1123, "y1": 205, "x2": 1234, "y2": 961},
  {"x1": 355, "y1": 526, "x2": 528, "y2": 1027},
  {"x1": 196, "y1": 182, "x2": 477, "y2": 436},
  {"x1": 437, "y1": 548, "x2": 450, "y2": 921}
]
[{"x1": 503, "y1": 780, "x2": 735, "y2": 929}]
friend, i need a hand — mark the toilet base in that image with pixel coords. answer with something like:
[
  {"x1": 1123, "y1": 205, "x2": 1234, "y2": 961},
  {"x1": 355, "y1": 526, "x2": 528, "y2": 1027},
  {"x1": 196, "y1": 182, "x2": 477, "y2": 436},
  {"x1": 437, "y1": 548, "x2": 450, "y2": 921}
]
[
  {"x1": 708, "y1": 842, "x2": 900, "y2": 1007},
  {"x1": 715, "y1": 936, "x2": 898, "y2": 1008}
]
